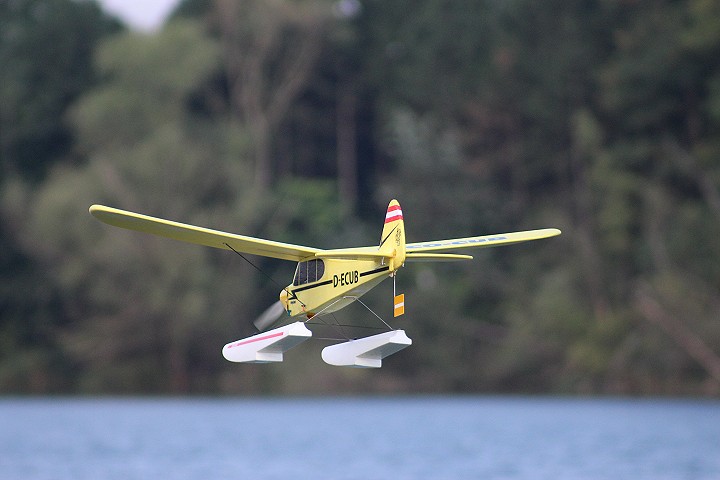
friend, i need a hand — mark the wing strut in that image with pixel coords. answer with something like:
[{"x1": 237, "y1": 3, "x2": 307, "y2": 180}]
[
  {"x1": 223, "y1": 242, "x2": 306, "y2": 330},
  {"x1": 223, "y1": 243, "x2": 287, "y2": 293}
]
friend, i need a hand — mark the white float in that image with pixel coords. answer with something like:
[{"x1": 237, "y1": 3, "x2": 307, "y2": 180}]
[
  {"x1": 222, "y1": 322, "x2": 312, "y2": 363},
  {"x1": 321, "y1": 330, "x2": 412, "y2": 368}
]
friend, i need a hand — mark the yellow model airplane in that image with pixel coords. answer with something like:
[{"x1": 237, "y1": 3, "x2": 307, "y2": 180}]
[{"x1": 90, "y1": 200, "x2": 560, "y2": 367}]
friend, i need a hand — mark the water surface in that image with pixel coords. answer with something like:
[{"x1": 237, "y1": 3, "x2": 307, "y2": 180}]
[{"x1": 1, "y1": 396, "x2": 718, "y2": 479}]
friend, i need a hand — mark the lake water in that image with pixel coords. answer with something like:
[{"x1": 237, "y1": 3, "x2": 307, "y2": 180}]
[{"x1": 0, "y1": 396, "x2": 718, "y2": 480}]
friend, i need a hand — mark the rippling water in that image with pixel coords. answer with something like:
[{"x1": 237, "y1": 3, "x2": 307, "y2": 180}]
[{"x1": 1, "y1": 396, "x2": 718, "y2": 479}]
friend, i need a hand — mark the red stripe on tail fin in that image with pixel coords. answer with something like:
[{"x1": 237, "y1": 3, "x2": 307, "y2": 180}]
[{"x1": 385, "y1": 204, "x2": 404, "y2": 223}]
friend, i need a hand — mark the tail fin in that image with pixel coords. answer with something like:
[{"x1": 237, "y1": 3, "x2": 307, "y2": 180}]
[{"x1": 379, "y1": 199, "x2": 406, "y2": 271}]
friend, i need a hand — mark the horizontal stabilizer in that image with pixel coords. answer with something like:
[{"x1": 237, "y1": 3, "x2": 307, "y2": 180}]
[
  {"x1": 321, "y1": 330, "x2": 412, "y2": 368},
  {"x1": 405, "y1": 253, "x2": 473, "y2": 262},
  {"x1": 222, "y1": 322, "x2": 311, "y2": 363}
]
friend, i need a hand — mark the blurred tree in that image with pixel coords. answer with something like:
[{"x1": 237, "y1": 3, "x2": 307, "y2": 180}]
[
  {"x1": 10, "y1": 21, "x2": 240, "y2": 393},
  {"x1": 358, "y1": 0, "x2": 720, "y2": 394},
  {"x1": 10, "y1": 19, "x2": 359, "y2": 393},
  {"x1": 0, "y1": 0, "x2": 120, "y2": 181},
  {"x1": 595, "y1": 0, "x2": 720, "y2": 392},
  {"x1": 5, "y1": 0, "x2": 720, "y2": 395},
  {"x1": 0, "y1": 0, "x2": 120, "y2": 393},
  {"x1": 210, "y1": 0, "x2": 332, "y2": 189},
  {"x1": 172, "y1": 0, "x2": 372, "y2": 214}
]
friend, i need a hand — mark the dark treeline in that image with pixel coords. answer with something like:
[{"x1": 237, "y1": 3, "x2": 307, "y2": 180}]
[{"x1": 2, "y1": 0, "x2": 720, "y2": 395}]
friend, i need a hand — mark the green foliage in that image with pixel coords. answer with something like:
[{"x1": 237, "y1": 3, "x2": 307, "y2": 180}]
[
  {"x1": 0, "y1": 0, "x2": 122, "y2": 394},
  {"x1": 0, "y1": 0, "x2": 120, "y2": 180},
  {"x1": 70, "y1": 20, "x2": 221, "y2": 153},
  {"x1": 3, "y1": 0, "x2": 720, "y2": 395}
]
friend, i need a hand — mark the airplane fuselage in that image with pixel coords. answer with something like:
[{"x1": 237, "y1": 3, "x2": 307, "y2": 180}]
[{"x1": 281, "y1": 258, "x2": 392, "y2": 317}]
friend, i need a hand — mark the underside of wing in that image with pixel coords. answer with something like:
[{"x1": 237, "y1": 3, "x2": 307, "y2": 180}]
[
  {"x1": 314, "y1": 248, "x2": 475, "y2": 262},
  {"x1": 90, "y1": 205, "x2": 320, "y2": 262},
  {"x1": 406, "y1": 228, "x2": 561, "y2": 253},
  {"x1": 314, "y1": 246, "x2": 391, "y2": 261}
]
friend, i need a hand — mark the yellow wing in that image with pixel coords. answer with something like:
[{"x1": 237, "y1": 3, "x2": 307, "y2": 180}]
[
  {"x1": 89, "y1": 205, "x2": 320, "y2": 262},
  {"x1": 406, "y1": 228, "x2": 561, "y2": 253}
]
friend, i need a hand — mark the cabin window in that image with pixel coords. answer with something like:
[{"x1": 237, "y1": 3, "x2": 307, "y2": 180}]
[{"x1": 293, "y1": 259, "x2": 325, "y2": 286}]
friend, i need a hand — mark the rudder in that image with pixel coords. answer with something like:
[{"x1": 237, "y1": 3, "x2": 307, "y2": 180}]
[{"x1": 379, "y1": 199, "x2": 406, "y2": 271}]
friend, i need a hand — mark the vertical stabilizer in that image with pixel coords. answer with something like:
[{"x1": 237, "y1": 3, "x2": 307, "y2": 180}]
[{"x1": 379, "y1": 199, "x2": 406, "y2": 271}]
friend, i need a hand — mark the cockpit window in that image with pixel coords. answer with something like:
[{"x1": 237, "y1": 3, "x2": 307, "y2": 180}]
[{"x1": 293, "y1": 259, "x2": 325, "y2": 286}]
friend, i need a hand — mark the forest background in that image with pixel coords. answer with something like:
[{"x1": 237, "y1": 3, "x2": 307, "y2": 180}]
[{"x1": 2, "y1": 0, "x2": 720, "y2": 396}]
